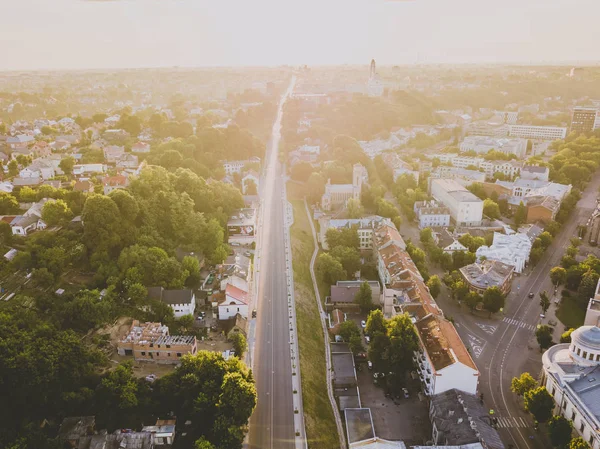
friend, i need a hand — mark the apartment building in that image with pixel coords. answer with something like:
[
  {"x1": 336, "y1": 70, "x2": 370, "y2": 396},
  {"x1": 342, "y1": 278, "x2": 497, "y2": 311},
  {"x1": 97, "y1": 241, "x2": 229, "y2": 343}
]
[
  {"x1": 460, "y1": 136, "x2": 527, "y2": 159},
  {"x1": 571, "y1": 107, "x2": 600, "y2": 133},
  {"x1": 459, "y1": 260, "x2": 515, "y2": 295},
  {"x1": 508, "y1": 124, "x2": 567, "y2": 140},
  {"x1": 117, "y1": 320, "x2": 197, "y2": 363},
  {"x1": 430, "y1": 179, "x2": 483, "y2": 226},
  {"x1": 413, "y1": 200, "x2": 451, "y2": 229}
]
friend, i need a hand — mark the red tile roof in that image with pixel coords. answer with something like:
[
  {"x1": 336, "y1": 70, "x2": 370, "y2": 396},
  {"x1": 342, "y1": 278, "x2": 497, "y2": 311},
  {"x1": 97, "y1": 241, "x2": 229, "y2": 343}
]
[{"x1": 225, "y1": 284, "x2": 248, "y2": 305}]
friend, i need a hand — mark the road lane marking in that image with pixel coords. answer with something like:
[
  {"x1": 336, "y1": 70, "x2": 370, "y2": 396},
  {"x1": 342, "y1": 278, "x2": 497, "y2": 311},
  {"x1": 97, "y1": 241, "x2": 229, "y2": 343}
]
[
  {"x1": 502, "y1": 317, "x2": 536, "y2": 331},
  {"x1": 476, "y1": 323, "x2": 497, "y2": 335}
]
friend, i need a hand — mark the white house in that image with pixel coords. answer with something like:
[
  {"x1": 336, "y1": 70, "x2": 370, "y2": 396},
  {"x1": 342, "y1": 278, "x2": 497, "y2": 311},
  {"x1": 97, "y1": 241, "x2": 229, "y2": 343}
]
[
  {"x1": 318, "y1": 215, "x2": 392, "y2": 250},
  {"x1": 73, "y1": 164, "x2": 106, "y2": 175},
  {"x1": 10, "y1": 215, "x2": 41, "y2": 236},
  {"x1": 222, "y1": 157, "x2": 261, "y2": 175},
  {"x1": 19, "y1": 159, "x2": 56, "y2": 180},
  {"x1": 220, "y1": 274, "x2": 249, "y2": 293},
  {"x1": 508, "y1": 124, "x2": 567, "y2": 140},
  {"x1": 521, "y1": 165, "x2": 550, "y2": 182},
  {"x1": 430, "y1": 179, "x2": 483, "y2": 227},
  {"x1": 219, "y1": 284, "x2": 249, "y2": 320},
  {"x1": 147, "y1": 287, "x2": 196, "y2": 318}
]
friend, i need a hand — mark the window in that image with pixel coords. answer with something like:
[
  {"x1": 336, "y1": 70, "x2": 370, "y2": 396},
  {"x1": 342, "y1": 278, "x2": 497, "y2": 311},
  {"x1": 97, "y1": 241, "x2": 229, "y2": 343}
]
[
  {"x1": 167, "y1": 353, "x2": 170, "y2": 357},
  {"x1": 166, "y1": 344, "x2": 171, "y2": 349},
  {"x1": 552, "y1": 386, "x2": 556, "y2": 395},
  {"x1": 583, "y1": 351, "x2": 588, "y2": 359},
  {"x1": 177, "y1": 353, "x2": 182, "y2": 357},
  {"x1": 590, "y1": 353, "x2": 594, "y2": 360},
  {"x1": 580, "y1": 422, "x2": 585, "y2": 433},
  {"x1": 141, "y1": 351, "x2": 146, "y2": 356},
  {"x1": 577, "y1": 348, "x2": 581, "y2": 356}
]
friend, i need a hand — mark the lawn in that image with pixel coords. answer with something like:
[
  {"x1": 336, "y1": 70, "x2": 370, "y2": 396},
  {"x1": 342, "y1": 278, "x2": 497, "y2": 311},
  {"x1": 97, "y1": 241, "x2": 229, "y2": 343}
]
[
  {"x1": 288, "y1": 188, "x2": 339, "y2": 449},
  {"x1": 556, "y1": 296, "x2": 586, "y2": 330}
]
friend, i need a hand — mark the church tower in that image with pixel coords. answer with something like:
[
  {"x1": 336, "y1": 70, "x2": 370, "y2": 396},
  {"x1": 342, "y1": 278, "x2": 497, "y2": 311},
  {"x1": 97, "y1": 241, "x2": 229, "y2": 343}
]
[{"x1": 369, "y1": 59, "x2": 376, "y2": 80}]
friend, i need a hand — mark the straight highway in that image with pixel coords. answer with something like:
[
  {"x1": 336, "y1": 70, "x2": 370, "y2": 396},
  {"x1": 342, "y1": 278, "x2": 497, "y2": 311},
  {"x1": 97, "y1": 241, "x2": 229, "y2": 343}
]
[{"x1": 247, "y1": 77, "x2": 298, "y2": 449}]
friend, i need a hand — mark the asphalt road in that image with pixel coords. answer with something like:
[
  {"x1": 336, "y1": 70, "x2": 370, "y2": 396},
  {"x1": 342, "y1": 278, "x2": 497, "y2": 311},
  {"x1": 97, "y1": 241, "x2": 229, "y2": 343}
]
[
  {"x1": 480, "y1": 176, "x2": 600, "y2": 449},
  {"x1": 247, "y1": 79, "x2": 296, "y2": 449}
]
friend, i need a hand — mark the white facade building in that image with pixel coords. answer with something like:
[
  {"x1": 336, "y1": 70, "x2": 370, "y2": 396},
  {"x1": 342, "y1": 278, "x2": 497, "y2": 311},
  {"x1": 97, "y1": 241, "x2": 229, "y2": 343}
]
[
  {"x1": 414, "y1": 201, "x2": 451, "y2": 229},
  {"x1": 508, "y1": 125, "x2": 567, "y2": 140},
  {"x1": 460, "y1": 136, "x2": 528, "y2": 159},
  {"x1": 147, "y1": 288, "x2": 196, "y2": 319},
  {"x1": 222, "y1": 157, "x2": 261, "y2": 175},
  {"x1": 219, "y1": 284, "x2": 249, "y2": 320},
  {"x1": 521, "y1": 165, "x2": 550, "y2": 182},
  {"x1": 542, "y1": 322, "x2": 600, "y2": 449},
  {"x1": 475, "y1": 232, "x2": 532, "y2": 273},
  {"x1": 430, "y1": 179, "x2": 484, "y2": 227},
  {"x1": 414, "y1": 314, "x2": 480, "y2": 396}
]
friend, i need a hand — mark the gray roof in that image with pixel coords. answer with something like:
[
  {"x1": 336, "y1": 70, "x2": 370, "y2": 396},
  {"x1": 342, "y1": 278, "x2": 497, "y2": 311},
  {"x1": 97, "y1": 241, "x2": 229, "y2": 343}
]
[
  {"x1": 572, "y1": 326, "x2": 600, "y2": 351},
  {"x1": 330, "y1": 281, "x2": 380, "y2": 303},
  {"x1": 345, "y1": 408, "x2": 375, "y2": 444},
  {"x1": 147, "y1": 287, "x2": 194, "y2": 305},
  {"x1": 332, "y1": 352, "x2": 357, "y2": 388},
  {"x1": 567, "y1": 365, "x2": 600, "y2": 423},
  {"x1": 11, "y1": 215, "x2": 38, "y2": 228},
  {"x1": 58, "y1": 416, "x2": 96, "y2": 441},
  {"x1": 430, "y1": 389, "x2": 504, "y2": 449}
]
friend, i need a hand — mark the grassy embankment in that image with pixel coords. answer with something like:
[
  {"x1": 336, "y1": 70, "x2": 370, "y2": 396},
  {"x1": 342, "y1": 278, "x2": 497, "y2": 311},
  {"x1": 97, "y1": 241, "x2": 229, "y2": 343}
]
[{"x1": 288, "y1": 182, "x2": 339, "y2": 449}]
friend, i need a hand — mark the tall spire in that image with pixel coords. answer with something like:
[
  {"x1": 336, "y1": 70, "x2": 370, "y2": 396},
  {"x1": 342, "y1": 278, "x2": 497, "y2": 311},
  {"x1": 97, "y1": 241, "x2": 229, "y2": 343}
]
[{"x1": 370, "y1": 59, "x2": 376, "y2": 80}]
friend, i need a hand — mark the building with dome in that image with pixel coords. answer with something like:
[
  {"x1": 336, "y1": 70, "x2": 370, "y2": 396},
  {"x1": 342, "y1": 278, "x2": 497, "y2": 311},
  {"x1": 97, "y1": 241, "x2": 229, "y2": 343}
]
[{"x1": 542, "y1": 322, "x2": 600, "y2": 449}]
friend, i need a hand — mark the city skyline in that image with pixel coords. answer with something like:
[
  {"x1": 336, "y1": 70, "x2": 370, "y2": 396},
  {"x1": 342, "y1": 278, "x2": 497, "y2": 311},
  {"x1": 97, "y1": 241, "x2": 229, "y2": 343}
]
[{"x1": 2, "y1": 0, "x2": 600, "y2": 71}]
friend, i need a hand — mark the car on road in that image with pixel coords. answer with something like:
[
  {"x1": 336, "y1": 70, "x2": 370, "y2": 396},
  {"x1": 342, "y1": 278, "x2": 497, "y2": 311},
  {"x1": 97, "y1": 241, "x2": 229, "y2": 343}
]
[
  {"x1": 540, "y1": 313, "x2": 545, "y2": 319},
  {"x1": 402, "y1": 387, "x2": 409, "y2": 399},
  {"x1": 252, "y1": 309, "x2": 257, "y2": 318},
  {"x1": 361, "y1": 320, "x2": 366, "y2": 328},
  {"x1": 367, "y1": 361, "x2": 373, "y2": 370},
  {"x1": 365, "y1": 335, "x2": 371, "y2": 344},
  {"x1": 528, "y1": 292, "x2": 535, "y2": 298},
  {"x1": 145, "y1": 374, "x2": 157, "y2": 383}
]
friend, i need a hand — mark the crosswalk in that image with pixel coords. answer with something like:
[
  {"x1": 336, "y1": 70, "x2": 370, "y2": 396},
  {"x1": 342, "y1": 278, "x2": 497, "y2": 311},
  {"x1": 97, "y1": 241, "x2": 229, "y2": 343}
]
[
  {"x1": 503, "y1": 317, "x2": 536, "y2": 332},
  {"x1": 495, "y1": 416, "x2": 529, "y2": 428}
]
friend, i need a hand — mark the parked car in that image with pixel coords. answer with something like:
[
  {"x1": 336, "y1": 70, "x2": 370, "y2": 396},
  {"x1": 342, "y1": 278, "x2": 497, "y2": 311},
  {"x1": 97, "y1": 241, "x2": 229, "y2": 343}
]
[
  {"x1": 361, "y1": 320, "x2": 366, "y2": 328},
  {"x1": 365, "y1": 335, "x2": 371, "y2": 344},
  {"x1": 367, "y1": 361, "x2": 373, "y2": 370},
  {"x1": 402, "y1": 387, "x2": 409, "y2": 399},
  {"x1": 528, "y1": 292, "x2": 535, "y2": 298},
  {"x1": 252, "y1": 309, "x2": 257, "y2": 318},
  {"x1": 145, "y1": 374, "x2": 157, "y2": 383}
]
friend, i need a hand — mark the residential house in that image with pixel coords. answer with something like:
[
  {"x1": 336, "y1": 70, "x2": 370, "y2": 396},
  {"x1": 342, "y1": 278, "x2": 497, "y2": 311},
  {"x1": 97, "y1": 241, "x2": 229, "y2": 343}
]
[
  {"x1": 10, "y1": 198, "x2": 48, "y2": 235},
  {"x1": 525, "y1": 195, "x2": 560, "y2": 223},
  {"x1": 327, "y1": 280, "x2": 382, "y2": 308},
  {"x1": 117, "y1": 320, "x2": 197, "y2": 363},
  {"x1": 222, "y1": 156, "x2": 261, "y2": 175},
  {"x1": 103, "y1": 145, "x2": 125, "y2": 163},
  {"x1": 19, "y1": 159, "x2": 56, "y2": 180},
  {"x1": 132, "y1": 141, "x2": 151, "y2": 153},
  {"x1": 73, "y1": 180, "x2": 95, "y2": 193},
  {"x1": 102, "y1": 174, "x2": 129, "y2": 195},
  {"x1": 31, "y1": 141, "x2": 51, "y2": 158},
  {"x1": 73, "y1": 163, "x2": 106, "y2": 176},
  {"x1": 219, "y1": 284, "x2": 249, "y2": 320},
  {"x1": 226, "y1": 313, "x2": 248, "y2": 340},
  {"x1": 436, "y1": 229, "x2": 468, "y2": 254},
  {"x1": 521, "y1": 165, "x2": 550, "y2": 182},
  {"x1": 147, "y1": 287, "x2": 196, "y2": 318},
  {"x1": 141, "y1": 419, "x2": 177, "y2": 447},
  {"x1": 116, "y1": 153, "x2": 139, "y2": 169},
  {"x1": 7, "y1": 134, "x2": 34, "y2": 149},
  {"x1": 227, "y1": 208, "x2": 256, "y2": 245}
]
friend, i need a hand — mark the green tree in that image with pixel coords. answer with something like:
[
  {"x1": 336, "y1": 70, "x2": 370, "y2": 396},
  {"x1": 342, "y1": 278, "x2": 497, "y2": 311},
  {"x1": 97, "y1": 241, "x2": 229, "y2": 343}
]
[
  {"x1": 8, "y1": 160, "x2": 18, "y2": 177},
  {"x1": 230, "y1": 332, "x2": 247, "y2": 357},
  {"x1": 550, "y1": 266, "x2": 567, "y2": 286},
  {"x1": 569, "y1": 438, "x2": 591, "y2": 449},
  {"x1": 325, "y1": 227, "x2": 359, "y2": 250},
  {"x1": 482, "y1": 286, "x2": 505, "y2": 317},
  {"x1": 514, "y1": 201, "x2": 528, "y2": 228},
  {"x1": 316, "y1": 253, "x2": 346, "y2": 285},
  {"x1": 330, "y1": 245, "x2": 361, "y2": 275},
  {"x1": 523, "y1": 386, "x2": 554, "y2": 423},
  {"x1": 539, "y1": 231, "x2": 554, "y2": 248},
  {"x1": 346, "y1": 198, "x2": 364, "y2": 219},
  {"x1": 354, "y1": 281, "x2": 374, "y2": 313},
  {"x1": 182, "y1": 256, "x2": 202, "y2": 288},
  {"x1": 465, "y1": 291, "x2": 482, "y2": 312},
  {"x1": 511, "y1": 372, "x2": 538, "y2": 396},
  {"x1": 365, "y1": 309, "x2": 386, "y2": 337},
  {"x1": 0, "y1": 192, "x2": 19, "y2": 215},
  {"x1": 548, "y1": 415, "x2": 572, "y2": 449},
  {"x1": 82, "y1": 194, "x2": 123, "y2": 255},
  {"x1": 348, "y1": 334, "x2": 364, "y2": 355},
  {"x1": 539, "y1": 291, "x2": 551, "y2": 314},
  {"x1": 41, "y1": 199, "x2": 73, "y2": 226},
  {"x1": 375, "y1": 198, "x2": 399, "y2": 219},
  {"x1": 536, "y1": 325, "x2": 554, "y2": 351},
  {"x1": 560, "y1": 328, "x2": 575, "y2": 343},
  {"x1": 59, "y1": 156, "x2": 76, "y2": 176},
  {"x1": 387, "y1": 313, "x2": 420, "y2": 375},
  {"x1": 338, "y1": 320, "x2": 361, "y2": 342},
  {"x1": 426, "y1": 275, "x2": 442, "y2": 299},
  {"x1": 483, "y1": 198, "x2": 501, "y2": 219},
  {"x1": 194, "y1": 438, "x2": 216, "y2": 449}
]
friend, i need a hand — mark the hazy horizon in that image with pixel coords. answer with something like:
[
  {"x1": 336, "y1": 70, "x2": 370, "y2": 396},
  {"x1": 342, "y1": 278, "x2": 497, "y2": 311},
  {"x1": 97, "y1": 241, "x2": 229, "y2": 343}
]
[{"x1": 2, "y1": 0, "x2": 600, "y2": 71}]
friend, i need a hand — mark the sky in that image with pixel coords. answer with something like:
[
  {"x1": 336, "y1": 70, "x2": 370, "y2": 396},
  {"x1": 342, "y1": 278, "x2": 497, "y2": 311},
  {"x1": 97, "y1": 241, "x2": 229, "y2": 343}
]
[{"x1": 1, "y1": 0, "x2": 599, "y2": 70}]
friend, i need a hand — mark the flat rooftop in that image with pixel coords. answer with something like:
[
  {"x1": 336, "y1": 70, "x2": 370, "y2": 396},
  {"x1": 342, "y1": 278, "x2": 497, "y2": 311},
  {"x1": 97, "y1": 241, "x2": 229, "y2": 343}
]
[
  {"x1": 332, "y1": 352, "x2": 357, "y2": 387},
  {"x1": 345, "y1": 408, "x2": 375, "y2": 445}
]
